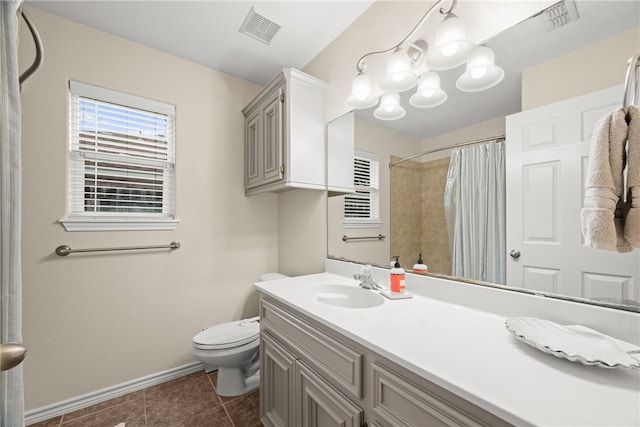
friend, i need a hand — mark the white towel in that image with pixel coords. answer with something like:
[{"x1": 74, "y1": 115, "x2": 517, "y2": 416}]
[
  {"x1": 624, "y1": 105, "x2": 640, "y2": 247},
  {"x1": 581, "y1": 107, "x2": 631, "y2": 252}
]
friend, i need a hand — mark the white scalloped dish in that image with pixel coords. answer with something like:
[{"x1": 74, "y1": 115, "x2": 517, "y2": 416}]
[{"x1": 505, "y1": 317, "x2": 640, "y2": 369}]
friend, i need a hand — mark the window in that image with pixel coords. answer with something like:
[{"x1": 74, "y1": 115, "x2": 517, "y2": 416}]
[
  {"x1": 344, "y1": 150, "x2": 381, "y2": 228},
  {"x1": 61, "y1": 81, "x2": 178, "y2": 231}
]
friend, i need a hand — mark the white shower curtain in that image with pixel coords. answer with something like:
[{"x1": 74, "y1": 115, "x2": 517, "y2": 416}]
[
  {"x1": 444, "y1": 140, "x2": 506, "y2": 284},
  {"x1": 1, "y1": 0, "x2": 25, "y2": 425}
]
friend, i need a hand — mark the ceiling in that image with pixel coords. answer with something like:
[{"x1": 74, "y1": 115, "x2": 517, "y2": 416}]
[
  {"x1": 26, "y1": 1, "x2": 639, "y2": 139},
  {"x1": 27, "y1": 0, "x2": 375, "y2": 86}
]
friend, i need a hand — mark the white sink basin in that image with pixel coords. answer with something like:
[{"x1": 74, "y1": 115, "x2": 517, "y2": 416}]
[{"x1": 314, "y1": 284, "x2": 384, "y2": 308}]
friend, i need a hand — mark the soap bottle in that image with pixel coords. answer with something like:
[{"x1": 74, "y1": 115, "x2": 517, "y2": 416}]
[
  {"x1": 390, "y1": 256, "x2": 405, "y2": 293},
  {"x1": 413, "y1": 253, "x2": 428, "y2": 275}
]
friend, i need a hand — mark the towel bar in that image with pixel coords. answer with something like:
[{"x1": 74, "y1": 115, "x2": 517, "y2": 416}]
[
  {"x1": 342, "y1": 234, "x2": 385, "y2": 242},
  {"x1": 55, "y1": 241, "x2": 180, "y2": 256}
]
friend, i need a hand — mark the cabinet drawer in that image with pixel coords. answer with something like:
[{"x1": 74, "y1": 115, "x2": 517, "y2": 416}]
[
  {"x1": 371, "y1": 362, "x2": 509, "y2": 427},
  {"x1": 260, "y1": 299, "x2": 362, "y2": 399}
]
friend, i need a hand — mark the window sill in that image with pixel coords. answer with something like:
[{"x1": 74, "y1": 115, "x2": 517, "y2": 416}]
[
  {"x1": 60, "y1": 217, "x2": 180, "y2": 232},
  {"x1": 343, "y1": 220, "x2": 382, "y2": 229}
]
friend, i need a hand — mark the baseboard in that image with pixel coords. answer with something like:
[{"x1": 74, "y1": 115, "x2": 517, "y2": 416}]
[{"x1": 25, "y1": 361, "x2": 204, "y2": 425}]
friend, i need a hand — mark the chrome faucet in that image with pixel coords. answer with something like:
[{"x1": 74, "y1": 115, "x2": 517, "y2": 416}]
[{"x1": 353, "y1": 265, "x2": 382, "y2": 290}]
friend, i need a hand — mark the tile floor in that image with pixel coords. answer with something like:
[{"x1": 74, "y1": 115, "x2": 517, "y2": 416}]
[{"x1": 29, "y1": 371, "x2": 262, "y2": 427}]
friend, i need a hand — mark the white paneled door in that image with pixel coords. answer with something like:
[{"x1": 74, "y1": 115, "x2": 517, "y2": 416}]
[{"x1": 506, "y1": 85, "x2": 640, "y2": 302}]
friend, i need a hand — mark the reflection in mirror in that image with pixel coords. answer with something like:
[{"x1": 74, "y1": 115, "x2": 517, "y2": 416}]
[{"x1": 327, "y1": 1, "x2": 640, "y2": 311}]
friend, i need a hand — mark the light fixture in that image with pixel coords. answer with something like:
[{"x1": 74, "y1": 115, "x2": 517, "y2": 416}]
[
  {"x1": 456, "y1": 46, "x2": 505, "y2": 92},
  {"x1": 374, "y1": 92, "x2": 406, "y2": 120},
  {"x1": 345, "y1": 71, "x2": 378, "y2": 109},
  {"x1": 426, "y1": 12, "x2": 475, "y2": 70},
  {"x1": 410, "y1": 71, "x2": 447, "y2": 108},
  {"x1": 380, "y1": 48, "x2": 418, "y2": 92},
  {"x1": 345, "y1": 0, "x2": 504, "y2": 121}
]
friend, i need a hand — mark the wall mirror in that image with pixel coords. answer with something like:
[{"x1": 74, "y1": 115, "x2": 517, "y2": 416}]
[{"x1": 327, "y1": 0, "x2": 640, "y2": 312}]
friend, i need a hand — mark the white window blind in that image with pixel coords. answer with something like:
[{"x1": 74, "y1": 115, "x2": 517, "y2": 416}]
[
  {"x1": 62, "y1": 81, "x2": 178, "y2": 231},
  {"x1": 344, "y1": 150, "x2": 381, "y2": 228}
]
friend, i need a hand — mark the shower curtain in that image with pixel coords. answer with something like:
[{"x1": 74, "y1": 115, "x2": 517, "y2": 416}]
[
  {"x1": 444, "y1": 139, "x2": 506, "y2": 284},
  {"x1": 1, "y1": 0, "x2": 25, "y2": 425}
]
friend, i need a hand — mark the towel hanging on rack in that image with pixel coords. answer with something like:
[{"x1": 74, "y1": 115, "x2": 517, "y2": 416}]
[
  {"x1": 625, "y1": 105, "x2": 640, "y2": 248},
  {"x1": 581, "y1": 108, "x2": 631, "y2": 252},
  {"x1": 581, "y1": 53, "x2": 640, "y2": 252}
]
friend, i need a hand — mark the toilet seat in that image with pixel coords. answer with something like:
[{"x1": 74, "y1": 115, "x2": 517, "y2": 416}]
[{"x1": 193, "y1": 319, "x2": 260, "y2": 350}]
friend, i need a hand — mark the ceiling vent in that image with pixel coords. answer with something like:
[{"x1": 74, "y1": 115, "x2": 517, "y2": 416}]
[
  {"x1": 239, "y1": 7, "x2": 283, "y2": 45},
  {"x1": 541, "y1": 0, "x2": 579, "y2": 31}
]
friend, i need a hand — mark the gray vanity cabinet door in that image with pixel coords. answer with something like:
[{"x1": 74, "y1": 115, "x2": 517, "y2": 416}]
[
  {"x1": 260, "y1": 88, "x2": 284, "y2": 185},
  {"x1": 296, "y1": 360, "x2": 363, "y2": 427},
  {"x1": 245, "y1": 85, "x2": 284, "y2": 191},
  {"x1": 245, "y1": 110, "x2": 261, "y2": 189},
  {"x1": 261, "y1": 332, "x2": 296, "y2": 427}
]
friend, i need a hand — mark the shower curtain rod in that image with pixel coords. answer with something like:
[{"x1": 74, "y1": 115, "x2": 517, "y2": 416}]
[
  {"x1": 19, "y1": 9, "x2": 44, "y2": 89},
  {"x1": 388, "y1": 134, "x2": 505, "y2": 169}
]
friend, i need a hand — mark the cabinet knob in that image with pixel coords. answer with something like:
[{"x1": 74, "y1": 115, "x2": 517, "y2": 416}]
[{"x1": 509, "y1": 249, "x2": 521, "y2": 259}]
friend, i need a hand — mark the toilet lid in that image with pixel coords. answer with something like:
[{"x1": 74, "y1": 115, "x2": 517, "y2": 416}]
[{"x1": 193, "y1": 318, "x2": 260, "y2": 350}]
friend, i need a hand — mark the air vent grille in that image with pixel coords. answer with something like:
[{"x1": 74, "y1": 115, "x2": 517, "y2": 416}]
[
  {"x1": 239, "y1": 7, "x2": 283, "y2": 45},
  {"x1": 542, "y1": 0, "x2": 579, "y2": 31}
]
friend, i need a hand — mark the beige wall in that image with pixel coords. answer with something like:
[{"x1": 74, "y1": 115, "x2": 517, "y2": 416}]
[
  {"x1": 522, "y1": 27, "x2": 640, "y2": 110},
  {"x1": 19, "y1": 7, "x2": 278, "y2": 410}
]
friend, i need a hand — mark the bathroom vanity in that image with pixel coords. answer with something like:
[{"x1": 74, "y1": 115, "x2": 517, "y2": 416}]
[
  {"x1": 255, "y1": 260, "x2": 640, "y2": 427},
  {"x1": 259, "y1": 293, "x2": 510, "y2": 427}
]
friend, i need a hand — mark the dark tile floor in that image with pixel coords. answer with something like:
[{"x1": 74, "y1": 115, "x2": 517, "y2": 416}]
[{"x1": 29, "y1": 371, "x2": 261, "y2": 427}]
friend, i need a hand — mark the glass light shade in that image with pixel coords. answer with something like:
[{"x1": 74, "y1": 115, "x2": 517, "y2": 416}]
[
  {"x1": 426, "y1": 13, "x2": 475, "y2": 70},
  {"x1": 456, "y1": 46, "x2": 505, "y2": 92},
  {"x1": 409, "y1": 71, "x2": 447, "y2": 108},
  {"x1": 380, "y1": 49, "x2": 418, "y2": 92},
  {"x1": 345, "y1": 72, "x2": 379, "y2": 109},
  {"x1": 374, "y1": 92, "x2": 406, "y2": 121}
]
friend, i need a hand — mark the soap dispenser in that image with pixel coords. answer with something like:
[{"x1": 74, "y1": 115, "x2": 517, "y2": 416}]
[
  {"x1": 390, "y1": 256, "x2": 405, "y2": 293},
  {"x1": 413, "y1": 253, "x2": 428, "y2": 275}
]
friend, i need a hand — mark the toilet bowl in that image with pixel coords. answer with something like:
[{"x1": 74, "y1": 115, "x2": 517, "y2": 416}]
[{"x1": 192, "y1": 272, "x2": 288, "y2": 397}]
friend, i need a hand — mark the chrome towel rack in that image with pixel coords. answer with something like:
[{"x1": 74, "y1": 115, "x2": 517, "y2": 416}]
[
  {"x1": 55, "y1": 241, "x2": 181, "y2": 256},
  {"x1": 342, "y1": 234, "x2": 385, "y2": 242},
  {"x1": 623, "y1": 53, "x2": 640, "y2": 108}
]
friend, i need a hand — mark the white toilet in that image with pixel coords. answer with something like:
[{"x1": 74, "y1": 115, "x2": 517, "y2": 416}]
[{"x1": 192, "y1": 272, "x2": 288, "y2": 397}]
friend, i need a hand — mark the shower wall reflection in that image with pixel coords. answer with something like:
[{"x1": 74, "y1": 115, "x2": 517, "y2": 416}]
[{"x1": 390, "y1": 155, "x2": 452, "y2": 275}]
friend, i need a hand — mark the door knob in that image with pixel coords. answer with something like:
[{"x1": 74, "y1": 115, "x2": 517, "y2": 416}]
[
  {"x1": 509, "y1": 249, "x2": 521, "y2": 259},
  {"x1": 1, "y1": 342, "x2": 27, "y2": 371}
]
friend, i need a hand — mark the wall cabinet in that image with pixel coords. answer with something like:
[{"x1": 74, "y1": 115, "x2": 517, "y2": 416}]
[
  {"x1": 242, "y1": 68, "x2": 327, "y2": 196},
  {"x1": 327, "y1": 110, "x2": 355, "y2": 195},
  {"x1": 259, "y1": 295, "x2": 513, "y2": 427}
]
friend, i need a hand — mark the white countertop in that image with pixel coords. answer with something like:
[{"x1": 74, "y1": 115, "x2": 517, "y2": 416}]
[{"x1": 255, "y1": 270, "x2": 640, "y2": 427}]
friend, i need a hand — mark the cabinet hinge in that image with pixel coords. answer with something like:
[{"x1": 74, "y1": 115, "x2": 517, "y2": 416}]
[
  {"x1": 280, "y1": 93, "x2": 285, "y2": 103},
  {"x1": 280, "y1": 165, "x2": 285, "y2": 174}
]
